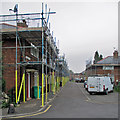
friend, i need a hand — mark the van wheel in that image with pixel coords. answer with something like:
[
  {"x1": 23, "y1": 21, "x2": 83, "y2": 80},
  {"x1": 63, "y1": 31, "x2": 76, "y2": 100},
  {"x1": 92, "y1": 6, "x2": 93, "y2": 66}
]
[
  {"x1": 105, "y1": 90, "x2": 108, "y2": 95},
  {"x1": 89, "y1": 92, "x2": 93, "y2": 95}
]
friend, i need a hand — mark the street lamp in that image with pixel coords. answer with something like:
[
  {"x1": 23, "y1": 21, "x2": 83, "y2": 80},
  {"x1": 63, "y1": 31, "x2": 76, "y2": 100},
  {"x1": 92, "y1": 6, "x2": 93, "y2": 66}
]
[{"x1": 9, "y1": 4, "x2": 18, "y2": 104}]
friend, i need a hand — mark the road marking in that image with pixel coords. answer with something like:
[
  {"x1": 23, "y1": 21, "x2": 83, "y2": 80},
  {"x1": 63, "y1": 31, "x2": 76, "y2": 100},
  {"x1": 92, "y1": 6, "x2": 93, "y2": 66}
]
[
  {"x1": 76, "y1": 83, "x2": 118, "y2": 105},
  {"x1": 76, "y1": 83, "x2": 91, "y2": 101},
  {"x1": 5, "y1": 105, "x2": 52, "y2": 119},
  {"x1": 1, "y1": 83, "x2": 67, "y2": 119}
]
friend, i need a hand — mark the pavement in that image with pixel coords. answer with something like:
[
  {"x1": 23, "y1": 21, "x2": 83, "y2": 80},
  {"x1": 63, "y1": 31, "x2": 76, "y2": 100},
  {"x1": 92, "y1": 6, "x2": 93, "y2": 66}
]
[{"x1": 1, "y1": 88, "x2": 60, "y2": 118}]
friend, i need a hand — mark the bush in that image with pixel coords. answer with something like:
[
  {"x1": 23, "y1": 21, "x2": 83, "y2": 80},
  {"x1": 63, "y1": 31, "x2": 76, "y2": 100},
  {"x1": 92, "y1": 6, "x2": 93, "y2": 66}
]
[
  {"x1": 114, "y1": 82, "x2": 120, "y2": 93},
  {"x1": 1, "y1": 87, "x2": 16, "y2": 108},
  {"x1": 2, "y1": 100, "x2": 9, "y2": 108}
]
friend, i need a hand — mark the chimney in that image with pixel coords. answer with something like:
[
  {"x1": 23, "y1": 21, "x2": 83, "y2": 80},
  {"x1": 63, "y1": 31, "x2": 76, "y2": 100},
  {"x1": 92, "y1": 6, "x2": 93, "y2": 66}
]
[
  {"x1": 17, "y1": 19, "x2": 28, "y2": 28},
  {"x1": 113, "y1": 50, "x2": 118, "y2": 59}
]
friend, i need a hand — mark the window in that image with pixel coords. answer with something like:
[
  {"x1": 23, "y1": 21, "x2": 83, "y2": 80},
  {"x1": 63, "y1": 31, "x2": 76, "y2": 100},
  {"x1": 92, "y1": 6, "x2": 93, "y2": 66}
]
[
  {"x1": 103, "y1": 66, "x2": 114, "y2": 70},
  {"x1": 31, "y1": 43, "x2": 39, "y2": 58}
]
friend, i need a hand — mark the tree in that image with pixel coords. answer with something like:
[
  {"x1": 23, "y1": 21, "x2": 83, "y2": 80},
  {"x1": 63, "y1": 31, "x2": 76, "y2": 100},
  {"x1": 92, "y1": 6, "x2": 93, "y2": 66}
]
[
  {"x1": 99, "y1": 54, "x2": 103, "y2": 60},
  {"x1": 94, "y1": 51, "x2": 103, "y2": 64}
]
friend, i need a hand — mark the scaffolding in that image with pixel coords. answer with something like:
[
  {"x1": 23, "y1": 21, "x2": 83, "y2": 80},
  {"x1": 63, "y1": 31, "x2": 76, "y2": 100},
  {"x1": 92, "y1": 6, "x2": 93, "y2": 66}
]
[{"x1": 0, "y1": 3, "x2": 69, "y2": 107}]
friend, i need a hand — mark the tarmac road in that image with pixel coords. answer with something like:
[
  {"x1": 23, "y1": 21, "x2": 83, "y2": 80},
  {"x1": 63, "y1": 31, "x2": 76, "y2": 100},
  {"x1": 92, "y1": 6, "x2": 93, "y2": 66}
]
[
  {"x1": 3, "y1": 82, "x2": 118, "y2": 119},
  {"x1": 29, "y1": 82, "x2": 118, "y2": 118}
]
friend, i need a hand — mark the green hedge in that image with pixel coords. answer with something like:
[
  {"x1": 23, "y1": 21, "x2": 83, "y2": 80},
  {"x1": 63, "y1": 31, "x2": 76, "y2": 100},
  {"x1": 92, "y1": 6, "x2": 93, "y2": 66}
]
[{"x1": 114, "y1": 82, "x2": 120, "y2": 93}]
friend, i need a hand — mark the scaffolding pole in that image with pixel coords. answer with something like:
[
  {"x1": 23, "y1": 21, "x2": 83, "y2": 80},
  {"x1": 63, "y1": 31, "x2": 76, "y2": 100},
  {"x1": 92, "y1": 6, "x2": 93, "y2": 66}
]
[
  {"x1": 15, "y1": 4, "x2": 18, "y2": 104},
  {"x1": 46, "y1": 28, "x2": 48, "y2": 103},
  {"x1": 41, "y1": 3, "x2": 44, "y2": 107},
  {"x1": 37, "y1": 74, "x2": 40, "y2": 99}
]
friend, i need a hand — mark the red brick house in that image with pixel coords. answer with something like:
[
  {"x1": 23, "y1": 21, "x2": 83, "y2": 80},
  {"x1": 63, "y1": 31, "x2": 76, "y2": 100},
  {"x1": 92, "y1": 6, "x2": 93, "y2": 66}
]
[
  {"x1": 2, "y1": 23, "x2": 41, "y2": 101},
  {"x1": 85, "y1": 51, "x2": 120, "y2": 85}
]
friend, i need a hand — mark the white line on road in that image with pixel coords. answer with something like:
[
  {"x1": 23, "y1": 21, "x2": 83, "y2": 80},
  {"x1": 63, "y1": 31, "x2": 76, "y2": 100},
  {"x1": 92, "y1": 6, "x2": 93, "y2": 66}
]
[
  {"x1": 76, "y1": 83, "x2": 118, "y2": 105},
  {"x1": 76, "y1": 83, "x2": 91, "y2": 101}
]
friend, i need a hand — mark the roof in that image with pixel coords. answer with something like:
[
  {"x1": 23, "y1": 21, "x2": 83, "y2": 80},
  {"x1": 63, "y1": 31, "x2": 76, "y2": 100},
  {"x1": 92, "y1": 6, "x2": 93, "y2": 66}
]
[
  {"x1": 96, "y1": 56, "x2": 120, "y2": 64},
  {"x1": 1, "y1": 23, "x2": 59, "y2": 56},
  {"x1": 0, "y1": 23, "x2": 23, "y2": 29}
]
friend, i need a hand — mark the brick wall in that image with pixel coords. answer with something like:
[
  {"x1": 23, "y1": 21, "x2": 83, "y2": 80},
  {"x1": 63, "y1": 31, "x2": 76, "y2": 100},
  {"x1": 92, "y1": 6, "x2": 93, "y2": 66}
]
[
  {"x1": 2, "y1": 39, "x2": 21, "y2": 93},
  {"x1": 85, "y1": 65, "x2": 120, "y2": 85}
]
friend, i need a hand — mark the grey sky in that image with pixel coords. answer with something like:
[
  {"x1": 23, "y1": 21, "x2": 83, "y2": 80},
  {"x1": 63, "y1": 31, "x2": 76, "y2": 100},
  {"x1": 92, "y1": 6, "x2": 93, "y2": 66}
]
[{"x1": 1, "y1": 1, "x2": 118, "y2": 73}]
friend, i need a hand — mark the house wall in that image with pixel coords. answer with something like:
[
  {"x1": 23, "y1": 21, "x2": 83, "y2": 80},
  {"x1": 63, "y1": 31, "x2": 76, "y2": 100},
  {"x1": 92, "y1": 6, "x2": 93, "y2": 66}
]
[
  {"x1": 2, "y1": 38, "x2": 41, "y2": 96},
  {"x1": 85, "y1": 66, "x2": 120, "y2": 85},
  {"x1": 74, "y1": 74, "x2": 81, "y2": 79},
  {"x1": 2, "y1": 39, "x2": 21, "y2": 93}
]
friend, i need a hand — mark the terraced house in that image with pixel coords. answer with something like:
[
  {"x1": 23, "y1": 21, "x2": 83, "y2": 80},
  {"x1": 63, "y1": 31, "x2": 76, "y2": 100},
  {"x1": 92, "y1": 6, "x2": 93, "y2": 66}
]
[
  {"x1": 85, "y1": 50, "x2": 120, "y2": 85},
  {"x1": 1, "y1": 10, "x2": 69, "y2": 106}
]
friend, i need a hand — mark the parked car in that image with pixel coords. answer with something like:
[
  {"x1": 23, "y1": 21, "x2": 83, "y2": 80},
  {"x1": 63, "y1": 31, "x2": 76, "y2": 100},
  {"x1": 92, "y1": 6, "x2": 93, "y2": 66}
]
[
  {"x1": 84, "y1": 81, "x2": 88, "y2": 91},
  {"x1": 75, "y1": 78, "x2": 81, "y2": 83},
  {"x1": 84, "y1": 81, "x2": 87, "y2": 88},
  {"x1": 80, "y1": 78, "x2": 84, "y2": 83},
  {"x1": 87, "y1": 76, "x2": 113, "y2": 95}
]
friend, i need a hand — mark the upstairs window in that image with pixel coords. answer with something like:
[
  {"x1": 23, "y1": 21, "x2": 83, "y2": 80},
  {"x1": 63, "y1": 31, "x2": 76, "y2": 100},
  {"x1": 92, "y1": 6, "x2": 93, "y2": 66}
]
[{"x1": 31, "y1": 43, "x2": 39, "y2": 58}]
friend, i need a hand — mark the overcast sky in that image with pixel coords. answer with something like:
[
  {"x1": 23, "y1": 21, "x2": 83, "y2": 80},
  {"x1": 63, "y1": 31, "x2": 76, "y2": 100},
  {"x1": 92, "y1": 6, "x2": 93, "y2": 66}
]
[{"x1": 1, "y1": 0, "x2": 118, "y2": 73}]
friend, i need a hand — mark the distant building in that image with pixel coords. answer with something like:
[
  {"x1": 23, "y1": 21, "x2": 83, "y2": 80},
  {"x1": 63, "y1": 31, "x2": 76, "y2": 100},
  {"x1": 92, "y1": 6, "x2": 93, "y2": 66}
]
[
  {"x1": 85, "y1": 51, "x2": 120, "y2": 85},
  {"x1": 79, "y1": 71, "x2": 86, "y2": 80},
  {"x1": 74, "y1": 73, "x2": 81, "y2": 80}
]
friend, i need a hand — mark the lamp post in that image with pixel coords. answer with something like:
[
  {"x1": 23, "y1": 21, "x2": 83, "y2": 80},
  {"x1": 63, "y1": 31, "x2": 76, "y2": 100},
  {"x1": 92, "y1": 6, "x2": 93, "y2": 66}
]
[{"x1": 9, "y1": 4, "x2": 18, "y2": 104}]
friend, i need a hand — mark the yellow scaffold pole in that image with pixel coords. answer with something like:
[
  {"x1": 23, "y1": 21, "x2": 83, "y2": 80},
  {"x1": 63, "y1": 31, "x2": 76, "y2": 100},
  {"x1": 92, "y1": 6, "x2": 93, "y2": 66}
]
[
  {"x1": 15, "y1": 70, "x2": 18, "y2": 103},
  {"x1": 42, "y1": 73, "x2": 44, "y2": 107},
  {"x1": 17, "y1": 73, "x2": 25, "y2": 103},
  {"x1": 46, "y1": 75, "x2": 48, "y2": 103},
  {"x1": 37, "y1": 74, "x2": 39, "y2": 99},
  {"x1": 23, "y1": 74, "x2": 25, "y2": 103},
  {"x1": 49, "y1": 75, "x2": 51, "y2": 92},
  {"x1": 57, "y1": 77, "x2": 59, "y2": 92},
  {"x1": 53, "y1": 71, "x2": 55, "y2": 94},
  {"x1": 62, "y1": 77, "x2": 64, "y2": 87}
]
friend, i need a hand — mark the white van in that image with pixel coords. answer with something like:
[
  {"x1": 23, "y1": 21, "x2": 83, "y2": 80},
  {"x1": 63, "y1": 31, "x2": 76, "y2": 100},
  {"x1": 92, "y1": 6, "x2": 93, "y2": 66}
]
[{"x1": 87, "y1": 76, "x2": 113, "y2": 95}]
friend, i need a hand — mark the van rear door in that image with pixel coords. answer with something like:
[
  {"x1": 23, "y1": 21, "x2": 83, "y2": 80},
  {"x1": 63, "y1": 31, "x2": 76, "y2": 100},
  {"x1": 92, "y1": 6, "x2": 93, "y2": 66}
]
[
  {"x1": 96, "y1": 77, "x2": 104, "y2": 92},
  {"x1": 96, "y1": 77, "x2": 100, "y2": 92}
]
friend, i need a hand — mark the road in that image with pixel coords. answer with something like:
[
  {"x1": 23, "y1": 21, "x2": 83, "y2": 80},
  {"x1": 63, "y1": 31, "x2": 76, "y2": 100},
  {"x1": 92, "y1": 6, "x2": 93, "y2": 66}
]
[
  {"x1": 3, "y1": 82, "x2": 118, "y2": 119},
  {"x1": 28, "y1": 82, "x2": 118, "y2": 118}
]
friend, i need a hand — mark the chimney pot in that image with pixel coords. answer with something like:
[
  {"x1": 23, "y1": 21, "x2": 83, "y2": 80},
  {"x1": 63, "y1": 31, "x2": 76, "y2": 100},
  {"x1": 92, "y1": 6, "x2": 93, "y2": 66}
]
[{"x1": 113, "y1": 50, "x2": 118, "y2": 59}]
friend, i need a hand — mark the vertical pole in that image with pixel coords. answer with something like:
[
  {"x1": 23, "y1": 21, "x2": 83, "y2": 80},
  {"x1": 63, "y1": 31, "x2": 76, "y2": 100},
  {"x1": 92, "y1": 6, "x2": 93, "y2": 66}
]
[
  {"x1": 49, "y1": 75, "x2": 51, "y2": 92},
  {"x1": 53, "y1": 71, "x2": 55, "y2": 94},
  {"x1": 46, "y1": 25, "x2": 48, "y2": 103},
  {"x1": 46, "y1": 75, "x2": 47, "y2": 103},
  {"x1": 49, "y1": 25, "x2": 51, "y2": 93},
  {"x1": 15, "y1": 4, "x2": 18, "y2": 104},
  {"x1": 15, "y1": 70, "x2": 17, "y2": 103},
  {"x1": 42, "y1": 3, "x2": 44, "y2": 107},
  {"x1": 37, "y1": 74, "x2": 39, "y2": 99},
  {"x1": 23, "y1": 71, "x2": 25, "y2": 102},
  {"x1": 49, "y1": 47, "x2": 51, "y2": 93},
  {"x1": 45, "y1": 4, "x2": 47, "y2": 19},
  {"x1": 57, "y1": 77, "x2": 59, "y2": 92}
]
